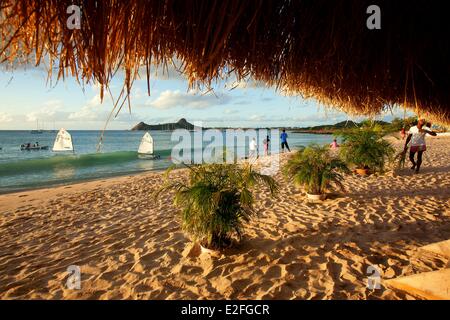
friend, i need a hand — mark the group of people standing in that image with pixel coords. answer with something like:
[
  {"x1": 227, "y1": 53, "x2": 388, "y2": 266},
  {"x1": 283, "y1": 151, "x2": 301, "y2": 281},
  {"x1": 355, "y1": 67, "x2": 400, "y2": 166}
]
[
  {"x1": 249, "y1": 128, "x2": 338, "y2": 158},
  {"x1": 249, "y1": 129, "x2": 291, "y2": 158},
  {"x1": 248, "y1": 120, "x2": 435, "y2": 174}
]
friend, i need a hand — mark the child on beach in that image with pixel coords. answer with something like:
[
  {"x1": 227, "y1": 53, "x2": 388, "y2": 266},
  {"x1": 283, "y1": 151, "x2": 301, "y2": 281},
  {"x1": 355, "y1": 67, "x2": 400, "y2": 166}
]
[
  {"x1": 263, "y1": 135, "x2": 270, "y2": 156},
  {"x1": 330, "y1": 138, "x2": 339, "y2": 149},
  {"x1": 404, "y1": 119, "x2": 437, "y2": 173}
]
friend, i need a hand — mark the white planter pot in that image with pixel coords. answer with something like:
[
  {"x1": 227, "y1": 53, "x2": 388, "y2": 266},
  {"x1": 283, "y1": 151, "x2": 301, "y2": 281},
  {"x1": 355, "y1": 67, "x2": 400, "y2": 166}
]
[
  {"x1": 199, "y1": 243, "x2": 223, "y2": 257},
  {"x1": 306, "y1": 193, "x2": 326, "y2": 201}
]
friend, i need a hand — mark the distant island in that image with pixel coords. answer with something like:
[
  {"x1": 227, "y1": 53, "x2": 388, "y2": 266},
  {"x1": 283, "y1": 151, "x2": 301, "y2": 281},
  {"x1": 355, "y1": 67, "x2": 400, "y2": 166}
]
[
  {"x1": 131, "y1": 118, "x2": 198, "y2": 131},
  {"x1": 131, "y1": 118, "x2": 418, "y2": 134},
  {"x1": 291, "y1": 120, "x2": 389, "y2": 134},
  {"x1": 132, "y1": 118, "x2": 363, "y2": 132}
]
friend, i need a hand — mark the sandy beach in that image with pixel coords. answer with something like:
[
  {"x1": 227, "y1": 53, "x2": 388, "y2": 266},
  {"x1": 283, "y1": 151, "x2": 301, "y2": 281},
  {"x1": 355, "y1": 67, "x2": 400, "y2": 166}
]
[{"x1": 0, "y1": 136, "x2": 449, "y2": 300}]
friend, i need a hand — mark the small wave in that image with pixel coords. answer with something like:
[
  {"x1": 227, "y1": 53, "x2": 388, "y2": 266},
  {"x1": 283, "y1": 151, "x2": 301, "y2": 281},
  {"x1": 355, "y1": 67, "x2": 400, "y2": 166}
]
[{"x1": 0, "y1": 149, "x2": 172, "y2": 176}]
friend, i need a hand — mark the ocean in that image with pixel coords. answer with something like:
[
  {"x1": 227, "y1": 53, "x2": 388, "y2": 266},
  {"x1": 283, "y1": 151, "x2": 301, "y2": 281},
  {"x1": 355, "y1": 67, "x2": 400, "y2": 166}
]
[{"x1": 0, "y1": 130, "x2": 334, "y2": 193}]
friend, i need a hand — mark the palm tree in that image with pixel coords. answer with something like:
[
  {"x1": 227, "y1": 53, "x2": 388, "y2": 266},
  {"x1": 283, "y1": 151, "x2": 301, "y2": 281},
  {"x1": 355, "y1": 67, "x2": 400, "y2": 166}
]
[
  {"x1": 155, "y1": 163, "x2": 278, "y2": 249},
  {"x1": 284, "y1": 144, "x2": 349, "y2": 195}
]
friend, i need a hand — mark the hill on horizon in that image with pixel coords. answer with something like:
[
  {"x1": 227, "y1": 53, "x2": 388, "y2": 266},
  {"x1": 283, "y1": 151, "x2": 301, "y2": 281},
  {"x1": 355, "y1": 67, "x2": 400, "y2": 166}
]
[
  {"x1": 131, "y1": 118, "x2": 395, "y2": 132},
  {"x1": 295, "y1": 120, "x2": 390, "y2": 131},
  {"x1": 131, "y1": 118, "x2": 197, "y2": 131}
]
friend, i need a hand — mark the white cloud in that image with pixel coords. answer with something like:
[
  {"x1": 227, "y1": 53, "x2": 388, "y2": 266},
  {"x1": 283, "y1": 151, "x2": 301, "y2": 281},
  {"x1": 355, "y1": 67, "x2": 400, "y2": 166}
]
[
  {"x1": 26, "y1": 100, "x2": 65, "y2": 122},
  {"x1": 132, "y1": 87, "x2": 144, "y2": 100},
  {"x1": 224, "y1": 109, "x2": 238, "y2": 115},
  {"x1": 87, "y1": 94, "x2": 102, "y2": 107},
  {"x1": 68, "y1": 104, "x2": 138, "y2": 123},
  {"x1": 146, "y1": 90, "x2": 231, "y2": 109},
  {"x1": 249, "y1": 114, "x2": 266, "y2": 121},
  {"x1": 0, "y1": 112, "x2": 13, "y2": 123},
  {"x1": 86, "y1": 83, "x2": 117, "y2": 107},
  {"x1": 225, "y1": 80, "x2": 248, "y2": 90},
  {"x1": 68, "y1": 105, "x2": 99, "y2": 121}
]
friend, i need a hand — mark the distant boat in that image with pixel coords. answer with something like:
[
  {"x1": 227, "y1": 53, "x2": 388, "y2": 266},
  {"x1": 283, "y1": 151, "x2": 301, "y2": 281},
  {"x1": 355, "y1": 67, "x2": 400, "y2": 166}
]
[
  {"x1": 31, "y1": 119, "x2": 44, "y2": 134},
  {"x1": 52, "y1": 128, "x2": 74, "y2": 152},
  {"x1": 138, "y1": 132, "x2": 160, "y2": 159},
  {"x1": 21, "y1": 144, "x2": 49, "y2": 151}
]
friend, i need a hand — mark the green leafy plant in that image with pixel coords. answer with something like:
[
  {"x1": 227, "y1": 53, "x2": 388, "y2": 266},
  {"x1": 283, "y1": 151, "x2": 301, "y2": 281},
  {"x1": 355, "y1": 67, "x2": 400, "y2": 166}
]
[
  {"x1": 155, "y1": 163, "x2": 278, "y2": 249},
  {"x1": 283, "y1": 144, "x2": 350, "y2": 195},
  {"x1": 338, "y1": 126, "x2": 395, "y2": 172}
]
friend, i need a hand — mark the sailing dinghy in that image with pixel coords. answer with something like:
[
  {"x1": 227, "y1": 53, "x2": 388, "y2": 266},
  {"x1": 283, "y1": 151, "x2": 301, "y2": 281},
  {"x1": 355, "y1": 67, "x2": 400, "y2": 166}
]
[
  {"x1": 138, "y1": 132, "x2": 160, "y2": 159},
  {"x1": 52, "y1": 128, "x2": 74, "y2": 152}
]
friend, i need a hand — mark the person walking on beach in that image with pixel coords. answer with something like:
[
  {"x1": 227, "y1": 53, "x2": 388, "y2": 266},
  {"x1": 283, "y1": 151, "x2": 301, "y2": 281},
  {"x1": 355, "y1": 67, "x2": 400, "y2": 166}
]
[
  {"x1": 249, "y1": 137, "x2": 258, "y2": 159},
  {"x1": 263, "y1": 135, "x2": 270, "y2": 156},
  {"x1": 280, "y1": 129, "x2": 290, "y2": 152},
  {"x1": 404, "y1": 119, "x2": 436, "y2": 174}
]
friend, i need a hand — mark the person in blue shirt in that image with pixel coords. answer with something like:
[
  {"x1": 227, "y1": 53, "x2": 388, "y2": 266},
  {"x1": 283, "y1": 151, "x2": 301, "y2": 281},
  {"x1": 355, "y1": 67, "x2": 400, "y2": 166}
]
[{"x1": 280, "y1": 129, "x2": 290, "y2": 152}]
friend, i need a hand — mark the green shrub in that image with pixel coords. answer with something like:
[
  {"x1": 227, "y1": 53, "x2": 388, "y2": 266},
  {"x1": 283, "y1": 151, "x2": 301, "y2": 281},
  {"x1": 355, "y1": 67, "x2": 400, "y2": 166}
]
[
  {"x1": 284, "y1": 144, "x2": 349, "y2": 195},
  {"x1": 155, "y1": 163, "x2": 278, "y2": 249},
  {"x1": 338, "y1": 127, "x2": 395, "y2": 172}
]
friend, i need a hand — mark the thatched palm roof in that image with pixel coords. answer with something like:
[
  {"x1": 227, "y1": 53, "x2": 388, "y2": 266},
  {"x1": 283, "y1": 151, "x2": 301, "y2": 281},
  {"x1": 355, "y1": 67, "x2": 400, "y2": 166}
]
[{"x1": 1, "y1": 0, "x2": 450, "y2": 124}]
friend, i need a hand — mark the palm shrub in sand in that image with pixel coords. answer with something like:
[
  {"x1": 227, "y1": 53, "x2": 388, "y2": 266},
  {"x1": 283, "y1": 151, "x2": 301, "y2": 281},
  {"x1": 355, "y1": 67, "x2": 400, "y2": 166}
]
[
  {"x1": 338, "y1": 126, "x2": 395, "y2": 174},
  {"x1": 283, "y1": 144, "x2": 349, "y2": 199},
  {"x1": 155, "y1": 163, "x2": 278, "y2": 250}
]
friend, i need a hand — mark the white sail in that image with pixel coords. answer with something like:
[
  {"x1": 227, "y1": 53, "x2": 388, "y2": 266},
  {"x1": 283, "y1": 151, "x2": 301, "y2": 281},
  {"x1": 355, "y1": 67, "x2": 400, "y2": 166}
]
[
  {"x1": 52, "y1": 128, "x2": 74, "y2": 152},
  {"x1": 138, "y1": 132, "x2": 154, "y2": 154}
]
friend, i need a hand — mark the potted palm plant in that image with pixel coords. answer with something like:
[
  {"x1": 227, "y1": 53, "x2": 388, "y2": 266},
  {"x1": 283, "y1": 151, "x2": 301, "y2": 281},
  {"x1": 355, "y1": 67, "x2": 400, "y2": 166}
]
[
  {"x1": 283, "y1": 144, "x2": 349, "y2": 200},
  {"x1": 155, "y1": 162, "x2": 278, "y2": 251},
  {"x1": 338, "y1": 127, "x2": 395, "y2": 175}
]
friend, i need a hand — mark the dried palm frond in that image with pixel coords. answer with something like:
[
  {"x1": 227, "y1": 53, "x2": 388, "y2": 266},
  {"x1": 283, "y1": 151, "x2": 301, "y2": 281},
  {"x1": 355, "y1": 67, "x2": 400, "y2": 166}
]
[{"x1": 1, "y1": 1, "x2": 450, "y2": 124}]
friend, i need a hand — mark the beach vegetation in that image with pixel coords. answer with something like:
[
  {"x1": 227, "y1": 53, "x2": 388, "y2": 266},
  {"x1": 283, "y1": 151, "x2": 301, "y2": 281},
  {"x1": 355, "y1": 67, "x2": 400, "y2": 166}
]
[
  {"x1": 387, "y1": 116, "x2": 418, "y2": 132},
  {"x1": 155, "y1": 163, "x2": 278, "y2": 250},
  {"x1": 283, "y1": 144, "x2": 349, "y2": 195},
  {"x1": 338, "y1": 126, "x2": 395, "y2": 173}
]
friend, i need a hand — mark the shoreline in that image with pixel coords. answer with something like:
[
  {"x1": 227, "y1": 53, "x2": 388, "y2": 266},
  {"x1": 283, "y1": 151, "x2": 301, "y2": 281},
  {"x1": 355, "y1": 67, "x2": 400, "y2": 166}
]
[
  {"x1": 0, "y1": 169, "x2": 166, "y2": 213},
  {"x1": 0, "y1": 168, "x2": 165, "y2": 197},
  {"x1": 0, "y1": 148, "x2": 295, "y2": 196},
  {"x1": 0, "y1": 152, "x2": 285, "y2": 211}
]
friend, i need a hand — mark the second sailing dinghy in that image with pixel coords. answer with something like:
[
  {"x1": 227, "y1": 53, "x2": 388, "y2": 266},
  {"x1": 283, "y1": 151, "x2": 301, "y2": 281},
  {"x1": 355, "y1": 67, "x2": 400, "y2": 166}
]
[
  {"x1": 53, "y1": 128, "x2": 74, "y2": 152},
  {"x1": 138, "y1": 132, "x2": 160, "y2": 159}
]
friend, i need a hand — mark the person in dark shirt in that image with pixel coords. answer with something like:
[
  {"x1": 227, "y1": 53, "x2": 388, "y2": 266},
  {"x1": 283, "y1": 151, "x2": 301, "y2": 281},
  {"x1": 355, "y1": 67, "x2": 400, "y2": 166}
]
[{"x1": 280, "y1": 129, "x2": 290, "y2": 152}]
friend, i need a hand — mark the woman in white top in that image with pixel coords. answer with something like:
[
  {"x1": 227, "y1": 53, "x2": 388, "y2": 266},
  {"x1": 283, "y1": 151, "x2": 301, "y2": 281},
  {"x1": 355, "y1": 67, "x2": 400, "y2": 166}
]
[{"x1": 403, "y1": 119, "x2": 436, "y2": 173}]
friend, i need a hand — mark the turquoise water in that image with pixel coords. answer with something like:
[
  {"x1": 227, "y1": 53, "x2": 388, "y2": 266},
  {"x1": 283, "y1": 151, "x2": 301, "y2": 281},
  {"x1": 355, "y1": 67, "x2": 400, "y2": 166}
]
[{"x1": 0, "y1": 130, "x2": 334, "y2": 193}]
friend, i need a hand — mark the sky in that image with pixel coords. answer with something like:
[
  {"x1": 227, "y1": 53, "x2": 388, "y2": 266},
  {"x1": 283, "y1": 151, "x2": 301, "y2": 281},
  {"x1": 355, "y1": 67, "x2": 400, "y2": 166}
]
[{"x1": 0, "y1": 63, "x2": 412, "y2": 130}]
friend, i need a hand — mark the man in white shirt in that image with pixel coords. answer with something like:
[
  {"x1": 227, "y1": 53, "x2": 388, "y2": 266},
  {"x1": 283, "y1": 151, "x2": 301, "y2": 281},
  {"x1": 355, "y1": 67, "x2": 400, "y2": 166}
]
[
  {"x1": 249, "y1": 137, "x2": 258, "y2": 159},
  {"x1": 404, "y1": 119, "x2": 436, "y2": 173}
]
